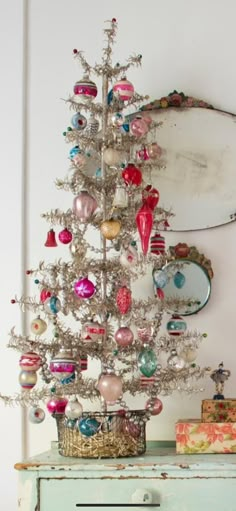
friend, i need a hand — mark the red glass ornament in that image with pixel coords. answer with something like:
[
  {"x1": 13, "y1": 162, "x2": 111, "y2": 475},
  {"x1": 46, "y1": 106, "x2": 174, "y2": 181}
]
[
  {"x1": 116, "y1": 286, "x2": 132, "y2": 314},
  {"x1": 150, "y1": 232, "x2": 165, "y2": 255},
  {"x1": 142, "y1": 185, "x2": 159, "y2": 210},
  {"x1": 46, "y1": 397, "x2": 68, "y2": 414},
  {"x1": 44, "y1": 229, "x2": 57, "y2": 247},
  {"x1": 58, "y1": 228, "x2": 73, "y2": 244},
  {"x1": 40, "y1": 288, "x2": 51, "y2": 303},
  {"x1": 122, "y1": 163, "x2": 142, "y2": 186},
  {"x1": 136, "y1": 203, "x2": 153, "y2": 255},
  {"x1": 156, "y1": 288, "x2": 165, "y2": 300},
  {"x1": 11, "y1": 299, "x2": 16, "y2": 304}
]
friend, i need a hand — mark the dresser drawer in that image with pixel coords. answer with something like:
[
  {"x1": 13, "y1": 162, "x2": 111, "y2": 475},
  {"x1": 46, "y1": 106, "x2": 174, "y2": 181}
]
[{"x1": 39, "y1": 477, "x2": 236, "y2": 511}]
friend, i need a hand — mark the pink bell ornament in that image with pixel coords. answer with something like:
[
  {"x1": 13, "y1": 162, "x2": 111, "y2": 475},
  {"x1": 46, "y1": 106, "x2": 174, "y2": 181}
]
[
  {"x1": 74, "y1": 277, "x2": 96, "y2": 299},
  {"x1": 73, "y1": 190, "x2": 98, "y2": 221},
  {"x1": 44, "y1": 229, "x2": 57, "y2": 247},
  {"x1": 116, "y1": 286, "x2": 132, "y2": 315},
  {"x1": 97, "y1": 373, "x2": 123, "y2": 402},
  {"x1": 136, "y1": 203, "x2": 153, "y2": 255}
]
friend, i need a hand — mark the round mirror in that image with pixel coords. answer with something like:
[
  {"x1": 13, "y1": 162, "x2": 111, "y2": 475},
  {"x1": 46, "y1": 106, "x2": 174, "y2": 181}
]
[{"x1": 159, "y1": 259, "x2": 211, "y2": 315}]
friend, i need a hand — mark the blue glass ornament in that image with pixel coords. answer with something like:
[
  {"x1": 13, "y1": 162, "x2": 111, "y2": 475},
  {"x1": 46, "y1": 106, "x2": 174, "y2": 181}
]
[
  {"x1": 152, "y1": 269, "x2": 168, "y2": 289},
  {"x1": 61, "y1": 372, "x2": 76, "y2": 385},
  {"x1": 95, "y1": 167, "x2": 102, "y2": 177},
  {"x1": 174, "y1": 271, "x2": 186, "y2": 289},
  {"x1": 71, "y1": 112, "x2": 87, "y2": 130},
  {"x1": 44, "y1": 296, "x2": 61, "y2": 314},
  {"x1": 138, "y1": 349, "x2": 157, "y2": 377},
  {"x1": 120, "y1": 122, "x2": 130, "y2": 134},
  {"x1": 166, "y1": 315, "x2": 187, "y2": 336},
  {"x1": 107, "y1": 89, "x2": 114, "y2": 105},
  {"x1": 78, "y1": 417, "x2": 100, "y2": 437}
]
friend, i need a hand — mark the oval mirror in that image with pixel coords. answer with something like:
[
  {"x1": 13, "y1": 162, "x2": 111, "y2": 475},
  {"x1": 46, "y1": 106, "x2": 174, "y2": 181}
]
[
  {"x1": 141, "y1": 91, "x2": 236, "y2": 231},
  {"x1": 153, "y1": 243, "x2": 213, "y2": 315}
]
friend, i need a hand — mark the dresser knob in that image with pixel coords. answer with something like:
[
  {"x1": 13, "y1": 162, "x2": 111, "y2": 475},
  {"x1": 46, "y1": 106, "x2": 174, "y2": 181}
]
[{"x1": 132, "y1": 489, "x2": 153, "y2": 504}]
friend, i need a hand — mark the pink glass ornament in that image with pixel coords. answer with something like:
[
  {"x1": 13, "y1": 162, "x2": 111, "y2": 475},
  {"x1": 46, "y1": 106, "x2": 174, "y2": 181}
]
[
  {"x1": 74, "y1": 277, "x2": 96, "y2": 299},
  {"x1": 44, "y1": 229, "x2": 57, "y2": 247},
  {"x1": 145, "y1": 397, "x2": 163, "y2": 416},
  {"x1": 136, "y1": 146, "x2": 150, "y2": 161},
  {"x1": 115, "y1": 326, "x2": 134, "y2": 347},
  {"x1": 136, "y1": 203, "x2": 153, "y2": 255},
  {"x1": 147, "y1": 142, "x2": 162, "y2": 159},
  {"x1": 40, "y1": 288, "x2": 51, "y2": 303},
  {"x1": 122, "y1": 163, "x2": 142, "y2": 186},
  {"x1": 141, "y1": 114, "x2": 152, "y2": 126},
  {"x1": 130, "y1": 117, "x2": 149, "y2": 137},
  {"x1": 19, "y1": 352, "x2": 42, "y2": 372},
  {"x1": 73, "y1": 78, "x2": 97, "y2": 101},
  {"x1": 123, "y1": 420, "x2": 141, "y2": 439},
  {"x1": 137, "y1": 325, "x2": 153, "y2": 343},
  {"x1": 116, "y1": 286, "x2": 132, "y2": 315},
  {"x1": 73, "y1": 190, "x2": 98, "y2": 221},
  {"x1": 97, "y1": 373, "x2": 123, "y2": 402},
  {"x1": 49, "y1": 349, "x2": 76, "y2": 381},
  {"x1": 142, "y1": 185, "x2": 159, "y2": 210},
  {"x1": 113, "y1": 79, "x2": 134, "y2": 101},
  {"x1": 156, "y1": 287, "x2": 165, "y2": 299},
  {"x1": 150, "y1": 232, "x2": 165, "y2": 255},
  {"x1": 46, "y1": 397, "x2": 68, "y2": 414},
  {"x1": 58, "y1": 228, "x2": 73, "y2": 244}
]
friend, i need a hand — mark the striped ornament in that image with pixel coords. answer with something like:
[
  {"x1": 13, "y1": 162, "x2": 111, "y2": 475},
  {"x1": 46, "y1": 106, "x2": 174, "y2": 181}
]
[
  {"x1": 150, "y1": 232, "x2": 165, "y2": 255},
  {"x1": 80, "y1": 356, "x2": 88, "y2": 371},
  {"x1": 140, "y1": 376, "x2": 157, "y2": 389}
]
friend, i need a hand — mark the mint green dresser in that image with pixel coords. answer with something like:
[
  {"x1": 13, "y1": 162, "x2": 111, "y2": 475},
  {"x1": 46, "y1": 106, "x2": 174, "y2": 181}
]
[{"x1": 15, "y1": 442, "x2": 236, "y2": 511}]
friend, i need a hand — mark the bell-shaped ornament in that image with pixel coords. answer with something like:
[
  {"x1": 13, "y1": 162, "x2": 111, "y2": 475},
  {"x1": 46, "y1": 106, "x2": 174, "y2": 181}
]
[
  {"x1": 113, "y1": 185, "x2": 128, "y2": 209},
  {"x1": 44, "y1": 229, "x2": 57, "y2": 247},
  {"x1": 136, "y1": 203, "x2": 153, "y2": 255}
]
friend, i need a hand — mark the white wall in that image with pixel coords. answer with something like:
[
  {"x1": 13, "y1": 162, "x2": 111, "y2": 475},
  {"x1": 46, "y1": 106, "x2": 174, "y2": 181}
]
[{"x1": 2, "y1": 0, "x2": 236, "y2": 507}]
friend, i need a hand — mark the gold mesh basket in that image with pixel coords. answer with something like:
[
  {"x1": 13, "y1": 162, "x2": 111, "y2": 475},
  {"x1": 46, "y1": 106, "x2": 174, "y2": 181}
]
[{"x1": 54, "y1": 410, "x2": 147, "y2": 458}]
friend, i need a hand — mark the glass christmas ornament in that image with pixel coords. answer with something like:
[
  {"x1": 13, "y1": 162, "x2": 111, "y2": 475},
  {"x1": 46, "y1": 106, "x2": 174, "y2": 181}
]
[
  {"x1": 138, "y1": 348, "x2": 158, "y2": 377},
  {"x1": 116, "y1": 285, "x2": 132, "y2": 314},
  {"x1": 119, "y1": 243, "x2": 138, "y2": 269},
  {"x1": 122, "y1": 163, "x2": 142, "y2": 186},
  {"x1": 58, "y1": 227, "x2": 73, "y2": 244},
  {"x1": 113, "y1": 78, "x2": 134, "y2": 101},
  {"x1": 30, "y1": 317, "x2": 47, "y2": 336},
  {"x1": 152, "y1": 269, "x2": 168, "y2": 289},
  {"x1": 65, "y1": 397, "x2": 83, "y2": 419},
  {"x1": 167, "y1": 350, "x2": 185, "y2": 371},
  {"x1": 137, "y1": 324, "x2": 153, "y2": 343},
  {"x1": 50, "y1": 349, "x2": 76, "y2": 381},
  {"x1": 69, "y1": 146, "x2": 85, "y2": 165},
  {"x1": 120, "y1": 122, "x2": 129, "y2": 134},
  {"x1": 123, "y1": 420, "x2": 141, "y2": 439},
  {"x1": 145, "y1": 397, "x2": 163, "y2": 416},
  {"x1": 73, "y1": 190, "x2": 98, "y2": 221},
  {"x1": 137, "y1": 146, "x2": 149, "y2": 161},
  {"x1": 100, "y1": 218, "x2": 121, "y2": 240},
  {"x1": 136, "y1": 203, "x2": 153, "y2": 255},
  {"x1": 69, "y1": 237, "x2": 87, "y2": 261},
  {"x1": 78, "y1": 417, "x2": 100, "y2": 437},
  {"x1": 74, "y1": 277, "x2": 96, "y2": 299},
  {"x1": 19, "y1": 352, "x2": 42, "y2": 372},
  {"x1": 44, "y1": 229, "x2": 57, "y2": 247},
  {"x1": 150, "y1": 232, "x2": 165, "y2": 255},
  {"x1": 19, "y1": 370, "x2": 37, "y2": 390},
  {"x1": 103, "y1": 147, "x2": 121, "y2": 166},
  {"x1": 147, "y1": 142, "x2": 162, "y2": 159},
  {"x1": 156, "y1": 287, "x2": 165, "y2": 299},
  {"x1": 81, "y1": 320, "x2": 106, "y2": 342},
  {"x1": 174, "y1": 271, "x2": 186, "y2": 289},
  {"x1": 71, "y1": 112, "x2": 87, "y2": 130},
  {"x1": 86, "y1": 115, "x2": 99, "y2": 136},
  {"x1": 179, "y1": 348, "x2": 197, "y2": 363},
  {"x1": 73, "y1": 77, "x2": 98, "y2": 101},
  {"x1": 46, "y1": 396, "x2": 68, "y2": 414},
  {"x1": 97, "y1": 373, "x2": 123, "y2": 402},
  {"x1": 130, "y1": 117, "x2": 149, "y2": 137},
  {"x1": 111, "y1": 112, "x2": 125, "y2": 127},
  {"x1": 112, "y1": 185, "x2": 128, "y2": 208},
  {"x1": 166, "y1": 315, "x2": 187, "y2": 336},
  {"x1": 142, "y1": 185, "x2": 159, "y2": 210},
  {"x1": 44, "y1": 296, "x2": 61, "y2": 314},
  {"x1": 115, "y1": 326, "x2": 134, "y2": 347},
  {"x1": 80, "y1": 355, "x2": 88, "y2": 371},
  {"x1": 40, "y1": 288, "x2": 51, "y2": 303},
  {"x1": 29, "y1": 406, "x2": 45, "y2": 424}
]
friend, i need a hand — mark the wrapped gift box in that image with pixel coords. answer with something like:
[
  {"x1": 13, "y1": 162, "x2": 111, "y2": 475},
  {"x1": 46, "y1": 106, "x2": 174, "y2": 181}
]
[
  {"x1": 176, "y1": 419, "x2": 236, "y2": 453},
  {"x1": 201, "y1": 399, "x2": 236, "y2": 422}
]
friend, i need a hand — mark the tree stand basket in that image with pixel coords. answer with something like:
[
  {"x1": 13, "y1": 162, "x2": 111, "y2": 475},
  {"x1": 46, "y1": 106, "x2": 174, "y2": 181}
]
[{"x1": 54, "y1": 410, "x2": 147, "y2": 458}]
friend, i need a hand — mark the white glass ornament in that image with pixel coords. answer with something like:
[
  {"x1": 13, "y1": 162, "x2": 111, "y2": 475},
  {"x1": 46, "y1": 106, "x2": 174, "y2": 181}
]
[
  {"x1": 120, "y1": 243, "x2": 138, "y2": 269},
  {"x1": 29, "y1": 406, "x2": 45, "y2": 424},
  {"x1": 113, "y1": 185, "x2": 128, "y2": 208},
  {"x1": 167, "y1": 350, "x2": 185, "y2": 371},
  {"x1": 65, "y1": 397, "x2": 83, "y2": 419},
  {"x1": 179, "y1": 348, "x2": 197, "y2": 363},
  {"x1": 103, "y1": 148, "x2": 121, "y2": 166}
]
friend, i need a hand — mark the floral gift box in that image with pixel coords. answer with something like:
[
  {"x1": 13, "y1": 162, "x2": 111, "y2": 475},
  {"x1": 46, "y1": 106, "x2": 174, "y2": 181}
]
[
  {"x1": 176, "y1": 419, "x2": 236, "y2": 453},
  {"x1": 201, "y1": 399, "x2": 236, "y2": 423}
]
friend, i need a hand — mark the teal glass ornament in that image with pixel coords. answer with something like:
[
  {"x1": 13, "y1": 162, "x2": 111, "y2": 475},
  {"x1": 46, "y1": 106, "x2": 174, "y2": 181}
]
[
  {"x1": 166, "y1": 315, "x2": 187, "y2": 336},
  {"x1": 138, "y1": 349, "x2": 157, "y2": 377},
  {"x1": 174, "y1": 271, "x2": 186, "y2": 289},
  {"x1": 152, "y1": 269, "x2": 168, "y2": 289},
  {"x1": 78, "y1": 417, "x2": 100, "y2": 437},
  {"x1": 66, "y1": 418, "x2": 77, "y2": 429}
]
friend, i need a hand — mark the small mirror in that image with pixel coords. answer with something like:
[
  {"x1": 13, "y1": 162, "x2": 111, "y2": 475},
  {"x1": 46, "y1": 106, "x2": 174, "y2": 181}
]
[{"x1": 153, "y1": 243, "x2": 213, "y2": 315}]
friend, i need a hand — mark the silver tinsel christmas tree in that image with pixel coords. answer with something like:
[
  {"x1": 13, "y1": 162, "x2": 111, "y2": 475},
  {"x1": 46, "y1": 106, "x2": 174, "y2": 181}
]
[{"x1": 0, "y1": 19, "x2": 208, "y2": 458}]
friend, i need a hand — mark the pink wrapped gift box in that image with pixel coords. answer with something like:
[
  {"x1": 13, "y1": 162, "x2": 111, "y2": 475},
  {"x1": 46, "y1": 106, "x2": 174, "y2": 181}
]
[{"x1": 176, "y1": 419, "x2": 236, "y2": 454}]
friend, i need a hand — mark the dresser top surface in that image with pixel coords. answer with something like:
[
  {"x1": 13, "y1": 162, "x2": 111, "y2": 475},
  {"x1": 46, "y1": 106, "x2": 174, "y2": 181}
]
[{"x1": 15, "y1": 444, "x2": 236, "y2": 472}]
